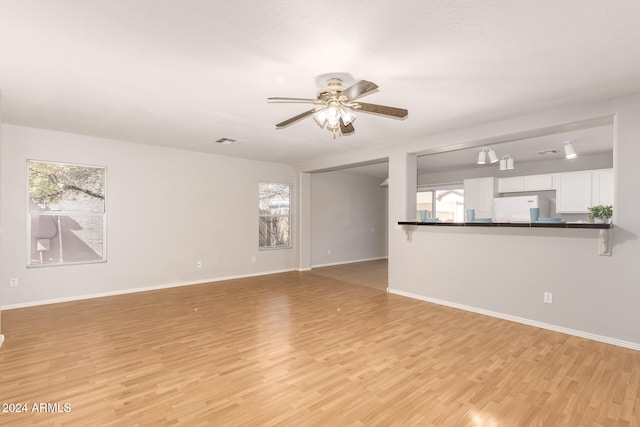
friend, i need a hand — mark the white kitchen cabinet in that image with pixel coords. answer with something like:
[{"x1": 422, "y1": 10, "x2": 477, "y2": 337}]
[
  {"x1": 555, "y1": 169, "x2": 613, "y2": 213},
  {"x1": 498, "y1": 174, "x2": 554, "y2": 193},
  {"x1": 498, "y1": 176, "x2": 525, "y2": 193},
  {"x1": 555, "y1": 171, "x2": 593, "y2": 213},
  {"x1": 592, "y1": 169, "x2": 614, "y2": 206},
  {"x1": 464, "y1": 177, "x2": 498, "y2": 218},
  {"x1": 524, "y1": 174, "x2": 554, "y2": 191}
]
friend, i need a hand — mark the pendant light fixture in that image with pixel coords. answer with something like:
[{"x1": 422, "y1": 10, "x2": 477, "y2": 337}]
[
  {"x1": 477, "y1": 148, "x2": 499, "y2": 165},
  {"x1": 564, "y1": 141, "x2": 578, "y2": 159},
  {"x1": 477, "y1": 149, "x2": 487, "y2": 165},
  {"x1": 499, "y1": 155, "x2": 515, "y2": 170},
  {"x1": 487, "y1": 148, "x2": 499, "y2": 163}
]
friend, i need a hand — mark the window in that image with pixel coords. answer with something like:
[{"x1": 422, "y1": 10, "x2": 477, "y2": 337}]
[
  {"x1": 259, "y1": 182, "x2": 291, "y2": 249},
  {"x1": 417, "y1": 185, "x2": 464, "y2": 222},
  {"x1": 28, "y1": 160, "x2": 106, "y2": 266}
]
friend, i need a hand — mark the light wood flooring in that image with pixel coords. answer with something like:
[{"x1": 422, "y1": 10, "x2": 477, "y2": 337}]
[
  {"x1": 310, "y1": 259, "x2": 388, "y2": 292},
  {"x1": 1, "y1": 261, "x2": 639, "y2": 426}
]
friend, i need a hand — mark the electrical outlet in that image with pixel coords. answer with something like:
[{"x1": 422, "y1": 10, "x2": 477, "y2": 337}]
[
  {"x1": 9, "y1": 278, "x2": 18, "y2": 287},
  {"x1": 544, "y1": 292, "x2": 553, "y2": 304},
  {"x1": 196, "y1": 261, "x2": 202, "y2": 268},
  {"x1": 327, "y1": 249, "x2": 331, "y2": 255},
  {"x1": 251, "y1": 256, "x2": 256, "y2": 263}
]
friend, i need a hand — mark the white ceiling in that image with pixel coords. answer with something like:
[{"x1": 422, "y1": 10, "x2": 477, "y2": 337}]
[{"x1": 1, "y1": 1, "x2": 639, "y2": 167}]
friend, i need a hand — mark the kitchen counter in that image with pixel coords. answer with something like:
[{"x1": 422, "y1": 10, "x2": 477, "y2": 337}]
[
  {"x1": 397, "y1": 221, "x2": 611, "y2": 229},
  {"x1": 397, "y1": 221, "x2": 612, "y2": 255}
]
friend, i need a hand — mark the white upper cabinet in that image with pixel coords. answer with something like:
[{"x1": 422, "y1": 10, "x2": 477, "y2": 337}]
[
  {"x1": 498, "y1": 174, "x2": 554, "y2": 193},
  {"x1": 524, "y1": 174, "x2": 554, "y2": 191},
  {"x1": 592, "y1": 169, "x2": 614, "y2": 206},
  {"x1": 464, "y1": 177, "x2": 498, "y2": 218},
  {"x1": 555, "y1": 169, "x2": 613, "y2": 213},
  {"x1": 498, "y1": 176, "x2": 525, "y2": 193},
  {"x1": 556, "y1": 171, "x2": 592, "y2": 213},
  {"x1": 498, "y1": 169, "x2": 612, "y2": 213}
]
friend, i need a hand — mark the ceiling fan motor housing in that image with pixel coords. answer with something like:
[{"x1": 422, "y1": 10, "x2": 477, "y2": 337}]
[{"x1": 317, "y1": 78, "x2": 347, "y2": 102}]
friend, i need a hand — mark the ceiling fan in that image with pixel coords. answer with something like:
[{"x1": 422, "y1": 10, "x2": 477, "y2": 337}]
[{"x1": 268, "y1": 77, "x2": 408, "y2": 137}]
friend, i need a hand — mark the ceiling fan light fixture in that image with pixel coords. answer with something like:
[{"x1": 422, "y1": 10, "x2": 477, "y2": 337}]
[
  {"x1": 326, "y1": 105, "x2": 339, "y2": 119},
  {"x1": 318, "y1": 105, "x2": 340, "y2": 129},
  {"x1": 326, "y1": 115, "x2": 340, "y2": 130},
  {"x1": 269, "y1": 77, "x2": 407, "y2": 136},
  {"x1": 314, "y1": 104, "x2": 354, "y2": 132}
]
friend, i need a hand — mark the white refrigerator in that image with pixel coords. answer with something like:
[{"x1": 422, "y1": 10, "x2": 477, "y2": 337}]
[{"x1": 492, "y1": 195, "x2": 549, "y2": 223}]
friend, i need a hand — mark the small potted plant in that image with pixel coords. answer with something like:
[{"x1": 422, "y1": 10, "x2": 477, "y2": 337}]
[{"x1": 587, "y1": 204, "x2": 613, "y2": 223}]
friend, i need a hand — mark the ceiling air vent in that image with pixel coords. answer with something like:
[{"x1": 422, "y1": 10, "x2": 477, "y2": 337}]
[
  {"x1": 214, "y1": 137, "x2": 238, "y2": 145},
  {"x1": 537, "y1": 148, "x2": 559, "y2": 155}
]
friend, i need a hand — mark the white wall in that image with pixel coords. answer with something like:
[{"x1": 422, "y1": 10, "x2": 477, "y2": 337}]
[
  {"x1": 310, "y1": 171, "x2": 387, "y2": 266},
  {"x1": 0, "y1": 125, "x2": 297, "y2": 307},
  {"x1": 4, "y1": 92, "x2": 640, "y2": 349},
  {"x1": 299, "y1": 92, "x2": 640, "y2": 349},
  {"x1": 0, "y1": 91, "x2": 3, "y2": 344}
]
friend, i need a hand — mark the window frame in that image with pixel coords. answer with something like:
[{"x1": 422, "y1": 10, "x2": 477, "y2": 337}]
[
  {"x1": 417, "y1": 182, "x2": 464, "y2": 223},
  {"x1": 27, "y1": 159, "x2": 107, "y2": 268},
  {"x1": 258, "y1": 181, "x2": 292, "y2": 251}
]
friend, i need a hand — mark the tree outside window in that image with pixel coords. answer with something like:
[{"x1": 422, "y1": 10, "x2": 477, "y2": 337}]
[
  {"x1": 259, "y1": 182, "x2": 291, "y2": 249},
  {"x1": 28, "y1": 160, "x2": 106, "y2": 266}
]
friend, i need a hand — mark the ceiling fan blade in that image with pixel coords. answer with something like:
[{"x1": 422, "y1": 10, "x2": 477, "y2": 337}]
[
  {"x1": 353, "y1": 102, "x2": 408, "y2": 119},
  {"x1": 268, "y1": 97, "x2": 318, "y2": 103},
  {"x1": 342, "y1": 80, "x2": 379, "y2": 101},
  {"x1": 275, "y1": 108, "x2": 317, "y2": 128},
  {"x1": 339, "y1": 118, "x2": 355, "y2": 135}
]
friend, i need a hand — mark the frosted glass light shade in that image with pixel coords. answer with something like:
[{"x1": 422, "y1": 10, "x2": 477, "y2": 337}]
[
  {"x1": 326, "y1": 106, "x2": 339, "y2": 120},
  {"x1": 326, "y1": 115, "x2": 340, "y2": 129},
  {"x1": 340, "y1": 109, "x2": 356, "y2": 126},
  {"x1": 313, "y1": 109, "x2": 327, "y2": 127}
]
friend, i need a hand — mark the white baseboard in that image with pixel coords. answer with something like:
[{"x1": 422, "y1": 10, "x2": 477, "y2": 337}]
[
  {"x1": 0, "y1": 261, "x2": 386, "y2": 310},
  {"x1": 311, "y1": 256, "x2": 388, "y2": 269},
  {"x1": 0, "y1": 268, "x2": 298, "y2": 311},
  {"x1": 388, "y1": 289, "x2": 640, "y2": 352}
]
